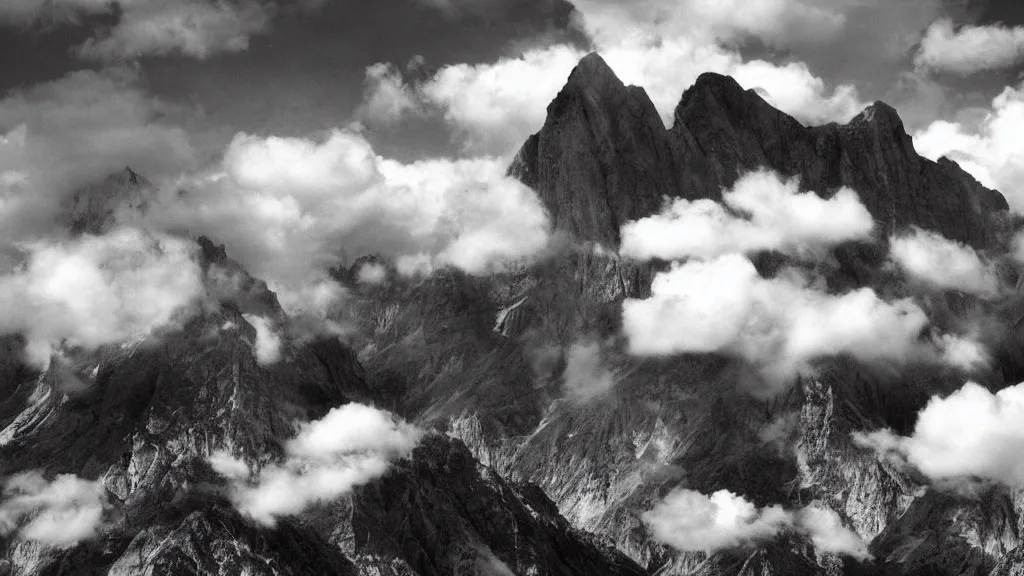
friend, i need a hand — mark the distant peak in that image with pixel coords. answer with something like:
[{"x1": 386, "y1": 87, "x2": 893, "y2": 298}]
[
  {"x1": 674, "y1": 71, "x2": 767, "y2": 123},
  {"x1": 691, "y1": 72, "x2": 745, "y2": 95},
  {"x1": 102, "y1": 165, "x2": 146, "y2": 188},
  {"x1": 850, "y1": 101, "x2": 904, "y2": 129},
  {"x1": 563, "y1": 52, "x2": 625, "y2": 93},
  {"x1": 575, "y1": 52, "x2": 615, "y2": 76},
  {"x1": 544, "y1": 52, "x2": 633, "y2": 122}
]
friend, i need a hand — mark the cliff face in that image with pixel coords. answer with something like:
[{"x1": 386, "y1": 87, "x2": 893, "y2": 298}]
[
  {"x1": 4, "y1": 52, "x2": 1023, "y2": 576},
  {"x1": 510, "y1": 54, "x2": 1007, "y2": 249},
  {"x1": 0, "y1": 241, "x2": 645, "y2": 576},
  {"x1": 509, "y1": 54, "x2": 684, "y2": 248}
]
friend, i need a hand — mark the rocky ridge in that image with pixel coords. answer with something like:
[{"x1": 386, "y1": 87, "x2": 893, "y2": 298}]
[{"x1": 2, "y1": 51, "x2": 1023, "y2": 576}]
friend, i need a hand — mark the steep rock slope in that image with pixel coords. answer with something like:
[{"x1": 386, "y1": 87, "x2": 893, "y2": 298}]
[
  {"x1": 0, "y1": 240, "x2": 643, "y2": 575},
  {"x1": 510, "y1": 54, "x2": 1007, "y2": 248}
]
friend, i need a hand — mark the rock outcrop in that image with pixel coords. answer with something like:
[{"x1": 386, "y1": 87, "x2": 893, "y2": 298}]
[{"x1": 510, "y1": 54, "x2": 1007, "y2": 249}]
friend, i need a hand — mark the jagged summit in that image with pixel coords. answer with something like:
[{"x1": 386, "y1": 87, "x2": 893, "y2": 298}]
[
  {"x1": 117, "y1": 165, "x2": 144, "y2": 186},
  {"x1": 851, "y1": 101, "x2": 903, "y2": 126},
  {"x1": 566, "y1": 52, "x2": 620, "y2": 87},
  {"x1": 512, "y1": 53, "x2": 677, "y2": 247},
  {"x1": 59, "y1": 166, "x2": 152, "y2": 235},
  {"x1": 510, "y1": 53, "x2": 1008, "y2": 249}
]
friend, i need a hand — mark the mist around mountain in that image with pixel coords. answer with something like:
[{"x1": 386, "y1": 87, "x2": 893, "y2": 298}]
[{"x1": 3, "y1": 52, "x2": 1024, "y2": 576}]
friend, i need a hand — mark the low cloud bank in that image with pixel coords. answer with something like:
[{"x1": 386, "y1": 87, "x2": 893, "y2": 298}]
[
  {"x1": 0, "y1": 471, "x2": 108, "y2": 548},
  {"x1": 854, "y1": 381, "x2": 1024, "y2": 488},
  {"x1": 913, "y1": 81, "x2": 1024, "y2": 213},
  {"x1": 622, "y1": 254, "x2": 983, "y2": 389},
  {"x1": 0, "y1": 228, "x2": 205, "y2": 368},
  {"x1": 889, "y1": 227, "x2": 1000, "y2": 297},
  {"x1": 915, "y1": 19, "x2": 1024, "y2": 75},
  {"x1": 620, "y1": 170, "x2": 874, "y2": 261},
  {"x1": 211, "y1": 403, "x2": 422, "y2": 525},
  {"x1": 643, "y1": 489, "x2": 868, "y2": 560},
  {"x1": 144, "y1": 130, "x2": 550, "y2": 312}
]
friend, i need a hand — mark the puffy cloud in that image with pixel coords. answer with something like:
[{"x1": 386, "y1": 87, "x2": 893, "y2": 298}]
[
  {"x1": 243, "y1": 314, "x2": 282, "y2": 365},
  {"x1": 0, "y1": 471, "x2": 108, "y2": 549},
  {"x1": 729, "y1": 61, "x2": 864, "y2": 126},
  {"x1": 0, "y1": 0, "x2": 272, "y2": 61},
  {"x1": 938, "y1": 334, "x2": 989, "y2": 373},
  {"x1": 889, "y1": 227, "x2": 1000, "y2": 297},
  {"x1": 356, "y1": 63, "x2": 423, "y2": 125},
  {"x1": 0, "y1": 228, "x2": 205, "y2": 367},
  {"x1": 144, "y1": 130, "x2": 550, "y2": 301},
  {"x1": 794, "y1": 506, "x2": 871, "y2": 560},
  {"x1": 620, "y1": 170, "x2": 874, "y2": 261},
  {"x1": 913, "y1": 81, "x2": 1024, "y2": 212},
  {"x1": 409, "y1": 40, "x2": 863, "y2": 154},
  {"x1": 568, "y1": 0, "x2": 845, "y2": 49},
  {"x1": 418, "y1": 44, "x2": 585, "y2": 154},
  {"x1": 356, "y1": 262, "x2": 388, "y2": 285},
  {"x1": 643, "y1": 489, "x2": 868, "y2": 559},
  {"x1": 643, "y1": 489, "x2": 792, "y2": 553},
  {"x1": 366, "y1": 0, "x2": 864, "y2": 155},
  {"x1": 854, "y1": 382, "x2": 1024, "y2": 487},
  {"x1": 0, "y1": 68, "x2": 195, "y2": 249},
  {"x1": 211, "y1": 403, "x2": 422, "y2": 525},
  {"x1": 621, "y1": 254, "x2": 973, "y2": 387},
  {"x1": 915, "y1": 19, "x2": 1024, "y2": 75},
  {"x1": 562, "y1": 340, "x2": 615, "y2": 402}
]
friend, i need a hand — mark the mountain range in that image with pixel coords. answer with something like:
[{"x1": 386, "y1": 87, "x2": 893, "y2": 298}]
[{"x1": 2, "y1": 52, "x2": 1023, "y2": 576}]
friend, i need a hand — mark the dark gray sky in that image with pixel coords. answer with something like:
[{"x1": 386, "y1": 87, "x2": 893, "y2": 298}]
[{"x1": 0, "y1": 0, "x2": 1021, "y2": 161}]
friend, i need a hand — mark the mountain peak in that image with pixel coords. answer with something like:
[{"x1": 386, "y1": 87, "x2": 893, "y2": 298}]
[
  {"x1": 570, "y1": 52, "x2": 619, "y2": 84},
  {"x1": 850, "y1": 101, "x2": 904, "y2": 129},
  {"x1": 546, "y1": 52, "x2": 629, "y2": 120},
  {"x1": 515, "y1": 53, "x2": 678, "y2": 246},
  {"x1": 121, "y1": 165, "x2": 142, "y2": 184},
  {"x1": 59, "y1": 167, "x2": 152, "y2": 235},
  {"x1": 690, "y1": 71, "x2": 746, "y2": 96},
  {"x1": 510, "y1": 56, "x2": 1008, "y2": 249}
]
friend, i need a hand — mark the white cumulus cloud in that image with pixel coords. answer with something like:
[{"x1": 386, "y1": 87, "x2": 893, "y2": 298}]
[
  {"x1": 643, "y1": 489, "x2": 792, "y2": 553},
  {"x1": 889, "y1": 227, "x2": 1000, "y2": 297},
  {"x1": 915, "y1": 19, "x2": 1024, "y2": 75},
  {"x1": 0, "y1": 68, "x2": 195, "y2": 251},
  {"x1": 643, "y1": 489, "x2": 868, "y2": 559},
  {"x1": 794, "y1": 505, "x2": 871, "y2": 560},
  {"x1": 0, "y1": 471, "x2": 108, "y2": 549},
  {"x1": 211, "y1": 403, "x2": 422, "y2": 526},
  {"x1": 913, "y1": 81, "x2": 1024, "y2": 212},
  {"x1": 854, "y1": 382, "x2": 1024, "y2": 488},
  {"x1": 364, "y1": 0, "x2": 864, "y2": 155},
  {"x1": 356, "y1": 262, "x2": 388, "y2": 285},
  {"x1": 621, "y1": 254, "x2": 976, "y2": 388},
  {"x1": 142, "y1": 129, "x2": 550, "y2": 309},
  {"x1": 356, "y1": 62, "x2": 424, "y2": 126},
  {"x1": 0, "y1": 228, "x2": 205, "y2": 368},
  {"x1": 620, "y1": 170, "x2": 874, "y2": 261}
]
